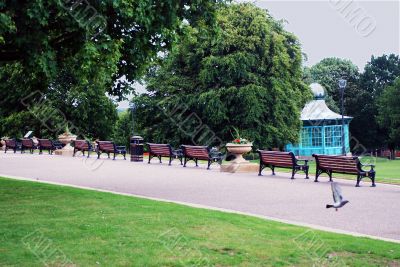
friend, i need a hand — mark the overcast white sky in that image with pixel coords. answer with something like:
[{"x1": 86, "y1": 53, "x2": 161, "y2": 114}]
[{"x1": 119, "y1": 0, "x2": 399, "y2": 108}]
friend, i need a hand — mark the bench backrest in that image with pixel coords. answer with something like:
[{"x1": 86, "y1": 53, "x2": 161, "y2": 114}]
[
  {"x1": 21, "y1": 139, "x2": 34, "y2": 148},
  {"x1": 5, "y1": 139, "x2": 17, "y2": 148},
  {"x1": 74, "y1": 140, "x2": 90, "y2": 150},
  {"x1": 96, "y1": 141, "x2": 116, "y2": 152},
  {"x1": 258, "y1": 150, "x2": 296, "y2": 167},
  {"x1": 313, "y1": 154, "x2": 359, "y2": 174},
  {"x1": 147, "y1": 143, "x2": 172, "y2": 156},
  {"x1": 181, "y1": 145, "x2": 209, "y2": 159},
  {"x1": 38, "y1": 139, "x2": 53, "y2": 148}
]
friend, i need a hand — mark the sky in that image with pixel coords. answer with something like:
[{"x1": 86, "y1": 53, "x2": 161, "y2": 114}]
[{"x1": 118, "y1": 0, "x2": 399, "y2": 108}]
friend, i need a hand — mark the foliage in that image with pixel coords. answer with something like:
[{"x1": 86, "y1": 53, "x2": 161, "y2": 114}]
[
  {"x1": 377, "y1": 78, "x2": 400, "y2": 152},
  {"x1": 0, "y1": 0, "x2": 222, "y2": 139},
  {"x1": 307, "y1": 57, "x2": 361, "y2": 113},
  {"x1": 353, "y1": 54, "x2": 400, "y2": 150},
  {"x1": 0, "y1": 0, "x2": 223, "y2": 99},
  {"x1": 230, "y1": 127, "x2": 251, "y2": 144},
  {"x1": 112, "y1": 110, "x2": 133, "y2": 147},
  {"x1": 134, "y1": 3, "x2": 311, "y2": 149}
]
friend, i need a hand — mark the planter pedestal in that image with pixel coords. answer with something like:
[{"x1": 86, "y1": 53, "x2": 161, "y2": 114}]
[
  {"x1": 220, "y1": 143, "x2": 258, "y2": 173},
  {"x1": 220, "y1": 162, "x2": 259, "y2": 173}
]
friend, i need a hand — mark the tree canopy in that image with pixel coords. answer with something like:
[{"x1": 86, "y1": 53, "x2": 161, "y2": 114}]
[
  {"x1": 306, "y1": 57, "x2": 360, "y2": 113},
  {"x1": 377, "y1": 78, "x2": 400, "y2": 155},
  {"x1": 353, "y1": 54, "x2": 400, "y2": 150},
  {"x1": 134, "y1": 3, "x2": 311, "y2": 149},
  {"x1": 0, "y1": 0, "x2": 222, "y2": 139}
]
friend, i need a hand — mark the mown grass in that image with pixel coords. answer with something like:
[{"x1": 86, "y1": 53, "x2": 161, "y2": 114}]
[{"x1": 0, "y1": 177, "x2": 399, "y2": 266}]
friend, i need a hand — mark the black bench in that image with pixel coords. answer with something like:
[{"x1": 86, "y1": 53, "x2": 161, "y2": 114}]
[
  {"x1": 21, "y1": 138, "x2": 36, "y2": 154},
  {"x1": 4, "y1": 139, "x2": 17, "y2": 153},
  {"x1": 147, "y1": 143, "x2": 183, "y2": 165},
  {"x1": 257, "y1": 150, "x2": 309, "y2": 179},
  {"x1": 38, "y1": 139, "x2": 56, "y2": 154},
  {"x1": 96, "y1": 141, "x2": 126, "y2": 160},
  {"x1": 313, "y1": 154, "x2": 376, "y2": 187},
  {"x1": 181, "y1": 145, "x2": 222, "y2": 170},
  {"x1": 73, "y1": 140, "x2": 92, "y2": 157}
]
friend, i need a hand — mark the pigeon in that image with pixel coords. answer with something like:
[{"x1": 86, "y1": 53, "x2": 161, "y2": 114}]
[{"x1": 326, "y1": 182, "x2": 349, "y2": 211}]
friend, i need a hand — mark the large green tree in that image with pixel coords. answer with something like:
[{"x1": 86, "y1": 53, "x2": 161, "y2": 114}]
[
  {"x1": 377, "y1": 78, "x2": 400, "y2": 158},
  {"x1": 134, "y1": 3, "x2": 311, "y2": 149},
  {"x1": 0, "y1": 0, "x2": 221, "y2": 138}
]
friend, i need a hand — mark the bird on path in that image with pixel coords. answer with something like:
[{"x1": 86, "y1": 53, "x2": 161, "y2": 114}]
[{"x1": 326, "y1": 182, "x2": 349, "y2": 211}]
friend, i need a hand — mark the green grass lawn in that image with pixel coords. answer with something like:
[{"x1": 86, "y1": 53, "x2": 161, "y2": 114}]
[
  {"x1": 250, "y1": 156, "x2": 400, "y2": 185},
  {"x1": 0, "y1": 177, "x2": 399, "y2": 266}
]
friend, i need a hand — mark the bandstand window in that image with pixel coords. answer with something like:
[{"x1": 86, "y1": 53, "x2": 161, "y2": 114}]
[
  {"x1": 324, "y1": 126, "x2": 342, "y2": 147},
  {"x1": 301, "y1": 127, "x2": 322, "y2": 147},
  {"x1": 301, "y1": 128, "x2": 311, "y2": 147},
  {"x1": 311, "y1": 128, "x2": 322, "y2": 146}
]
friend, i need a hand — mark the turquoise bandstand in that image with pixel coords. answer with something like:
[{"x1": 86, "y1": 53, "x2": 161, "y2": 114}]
[{"x1": 286, "y1": 83, "x2": 352, "y2": 156}]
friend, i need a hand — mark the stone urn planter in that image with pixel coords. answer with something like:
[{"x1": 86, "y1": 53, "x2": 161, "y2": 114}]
[
  {"x1": 225, "y1": 143, "x2": 253, "y2": 163},
  {"x1": 221, "y1": 143, "x2": 258, "y2": 173},
  {"x1": 0, "y1": 137, "x2": 7, "y2": 151},
  {"x1": 55, "y1": 131, "x2": 77, "y2": 156}
]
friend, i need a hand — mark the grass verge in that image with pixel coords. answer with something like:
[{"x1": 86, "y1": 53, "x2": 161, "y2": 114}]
[{"x1": 0, "y1": 177, "x2": 399, "y2": 266}]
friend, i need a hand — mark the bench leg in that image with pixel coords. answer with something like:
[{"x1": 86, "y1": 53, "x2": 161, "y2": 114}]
[
  {"x1": 258, "y1": 163, "x2": 263, "y2": 176},
  {"x1": 207, "y1": 160, "x2": 211, "y2": 170},
  {"x1": 328, "y1": 171, "x2": 333, "y2": 182},
  {"x1": 370, "y1": 172, "x2": 376, "y2": 187},
  {"x1": 291, "y1": 168, "x2": 295, "y2": 179},
  {"x1": 304, "y1": 166, "x2": 309, "y2": 179},
  {"x1": 183, "y1": 157, "x2": 187, "y2": 167},
  {"x1": 113, "y1": 153, "x2": 116, "y2": 160},
  {"x1": 314, "y1": 169, "x2": 321, "y2": 182},
  {"x1": 97, "y1": 152, "x2": 100, "y2": 159},
  {"x1": 169, "y1": 156, "x2": 172, "y2": 166},
  {"x1": 148, "y1": 155, "x2": 152, "y2": 164},
  {"x1": 159, "y1": 156, "x2": 162, "y2": 163},
  {"x1": 179, "y1": 157, "x2": 183, "y2": 165},
  {"x1": 356, "y1": 174, "x2": 361, "y2": 187},
  {"x1": 195, "y1": 159, "x2": 198, "y2": 167},
  {"x1": 87, "y1": 150, "x2": 90, "y2": 158},
  {"x1": 271, "y1": 166, "x2": 275, "y2": 175},
  {"x1": 123, "y1": 153, "x2": 126, "y2": 160}
]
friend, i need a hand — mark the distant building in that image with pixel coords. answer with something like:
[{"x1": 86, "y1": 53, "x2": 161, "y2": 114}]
[{"x1": 286, "y1": 83, "x2": 352, "y2": 156}]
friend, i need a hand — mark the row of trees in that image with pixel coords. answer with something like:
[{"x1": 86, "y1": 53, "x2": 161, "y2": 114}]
[
  {"x1": 128, "y1": 3, "x2": 399, "y2": 153},
  {"x1": 304, "y1": 55, "x2": 400, "y2": 155},
  {"x1": 1, "y1": 2, "x2": 398, "y2": 154}
]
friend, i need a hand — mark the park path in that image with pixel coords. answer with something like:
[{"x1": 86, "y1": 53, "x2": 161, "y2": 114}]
[{"x1": 0, "y1": 153, "x2": 399, "y2": 243}]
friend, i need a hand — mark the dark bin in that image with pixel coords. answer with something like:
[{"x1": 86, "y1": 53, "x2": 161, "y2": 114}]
[{"x1": 130, "y1": 136, "x2": 144, "y2": 162}]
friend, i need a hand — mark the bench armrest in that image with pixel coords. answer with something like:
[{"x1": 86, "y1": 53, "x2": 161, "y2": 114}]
[
  {"x1": 361, "y1": 163, "x2": 375, "y2": 170},
  {"x1": 115, "y1": 146, "x2": 126, "y2": 151},
  {"x1": 296, "y1": 159, "x2": 309, "y2": 165}
]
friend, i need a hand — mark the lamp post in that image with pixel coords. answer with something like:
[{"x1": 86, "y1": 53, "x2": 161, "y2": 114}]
[
  {"x1": 129, "y1": 102, "x2": 136, "y2": 136},
  {"x1": 338, "y1": 79, "x2": 347, "y2": 155}
]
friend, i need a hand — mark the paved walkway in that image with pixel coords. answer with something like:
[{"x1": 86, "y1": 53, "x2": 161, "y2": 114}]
[{"x1": 1, "y1": 153, "x2": 399, "y2": 242}]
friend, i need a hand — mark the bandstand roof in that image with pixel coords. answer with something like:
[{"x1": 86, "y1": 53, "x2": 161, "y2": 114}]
[{"x1": 301, "y1": 83, "x2": 352, "y2": 122}]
